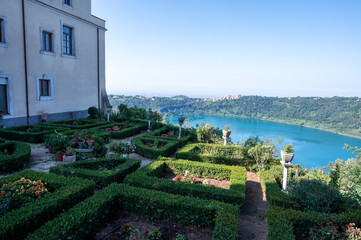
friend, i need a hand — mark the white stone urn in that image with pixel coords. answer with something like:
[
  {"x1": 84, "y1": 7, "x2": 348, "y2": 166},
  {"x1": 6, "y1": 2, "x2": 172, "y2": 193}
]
[
  {"x1": 281, "y1": 151, "x2": 294, "y2": 163},
  {"x1": 222, "y1": 130, "x2": 231, "y2": 138}
]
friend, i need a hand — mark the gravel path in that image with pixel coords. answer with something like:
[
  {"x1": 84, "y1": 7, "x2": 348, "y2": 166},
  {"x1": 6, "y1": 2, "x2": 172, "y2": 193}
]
[{"x1": 238, "y1": 172, "x2": 268, "y2": 240}]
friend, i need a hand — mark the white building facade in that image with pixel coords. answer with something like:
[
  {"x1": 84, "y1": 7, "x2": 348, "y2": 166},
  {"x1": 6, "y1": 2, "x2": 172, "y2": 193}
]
[{"x1": 0, "y1": 0, "x2": 106, "y2": 127}]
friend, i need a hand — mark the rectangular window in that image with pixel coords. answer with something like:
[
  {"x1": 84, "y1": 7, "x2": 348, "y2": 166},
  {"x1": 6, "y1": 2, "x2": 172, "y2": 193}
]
[
  {"x1": 41, "y1": 31, "x2": 53, "y2": 52},
  {"x1": 0, "y1": 17, "x2": 6, "y2": 45},
  {"x1": 62, "y1": 26, "x2": 73, "y2": 55},
  {"x1": 0, "y1": 84, "x2": 8, "y2": 114},
  {"x1": 39, "y1": 79, "x2": 50, "y2": 96},
  {"x1": 63, "y1": 0, "x2": 72, "y2": 7}
]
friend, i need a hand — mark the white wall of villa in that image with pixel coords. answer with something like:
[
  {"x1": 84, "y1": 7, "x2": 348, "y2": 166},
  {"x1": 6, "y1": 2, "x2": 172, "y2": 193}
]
[{"x1": 0, "y1": 0, "x2": 106, "y2": 127}]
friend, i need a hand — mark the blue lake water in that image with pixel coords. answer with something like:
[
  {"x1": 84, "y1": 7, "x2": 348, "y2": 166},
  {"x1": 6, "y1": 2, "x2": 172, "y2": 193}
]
[{"x1": 169, "y1": 115, "x2": 361, "y2": 169}]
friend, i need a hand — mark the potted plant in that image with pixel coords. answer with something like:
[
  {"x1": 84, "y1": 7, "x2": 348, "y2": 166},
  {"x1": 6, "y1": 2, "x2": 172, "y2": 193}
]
[
  {"x1": 63, "y1": 147, "x2": 76, "y2": 163},
  {"x1": 45, "y1": 133, "x2": 69, "y2": 154},
  {"x1": 222, "y1": 125, "x2": 231, "y2": 138},
  {"x1": 281, "y1": 144, "x2": 295, "y2": 163},
  {"x1": 56, "y1": 150, "x2": 64, "y2": 161},
  {"x1": 40, "y1": 112, "x2": 48, "y2": 122},
  {"x1": 86, "y1": 137, "x2": 95, "y2": 147}
]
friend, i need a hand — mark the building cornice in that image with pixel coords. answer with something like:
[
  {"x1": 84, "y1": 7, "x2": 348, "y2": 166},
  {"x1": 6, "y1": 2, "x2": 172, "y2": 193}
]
[{"x1": 25, "y1": 0, "x2": 107, "y2": 30}]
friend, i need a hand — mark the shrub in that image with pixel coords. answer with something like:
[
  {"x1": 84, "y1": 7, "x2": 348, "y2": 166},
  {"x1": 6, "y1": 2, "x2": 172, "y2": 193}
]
[
  {"x1": 90, "y1": 123, "x2": 145, "y2": 139},
  {"x1": 50, "y1": 158, "x2": 140, "y2": 186},
  {"x1": 143, "y1": 126, "x2": 195, "y2": 147},
  {"x1": 88, "y1": 107, "x2": 98, "y2": 119},
  {"x1": 124, "y1": 158, "x2": 247, "y2": 205},
  {"x1": 26, "y1": 183, "x2": 240, "y2": 240},
  {"x1": 0, "y1": 125, "x2": 69, "y2": 143},
  {"x1": 288, "y1": 179, "x2": 350, "y2": 213},
  {"x1": 41, "y1": 119, "x2": 108, "y2": 130},
  {"x1": 0, "y1": 141, "x2": 31, "y2": 172},
  {"x1": 195, "y1": 123, "x2": 221, "y2": 143},
  {"x1": 175, "y1": 143, "x2": 274, "y2": 167},
  {"x1": 0, "y1": 170, "x2": 95, "y2": 240},
  {"x1": 0, "y1": 138, "x2": 5, "y2": 143},
  {"x1": 131, "y1": 137, "x2": 179, "y2": 159}
]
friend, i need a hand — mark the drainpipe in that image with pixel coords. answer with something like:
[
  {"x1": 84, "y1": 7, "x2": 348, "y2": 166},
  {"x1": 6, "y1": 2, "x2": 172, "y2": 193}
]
[
  {"x1": 97, "y1": 28, "x2": 100, "y2": 109},
  {"x1": 22, "y1": 0, "x2": 30, "y2": 125}
]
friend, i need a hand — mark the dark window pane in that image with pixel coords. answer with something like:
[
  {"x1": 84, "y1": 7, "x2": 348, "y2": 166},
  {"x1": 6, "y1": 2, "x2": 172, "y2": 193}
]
[
  {"x1": 40, "y1": 80, "x2": 50, "y2": 96},
  {"x1": 0, "y1": 84, "x2": 8, "y2": 114},
  {"x1": 0, "y1": 19, "x2": 4, "y2": 43},
  {"x1": 62, "y1": 26, "x2": 73, "y2": 55},
  {"x1": 42, "y1": 32, "x2": 52, "y2": 52}
]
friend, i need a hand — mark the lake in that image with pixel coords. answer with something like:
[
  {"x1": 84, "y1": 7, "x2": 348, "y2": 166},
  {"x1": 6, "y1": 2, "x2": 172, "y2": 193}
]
[{"x1": 169, "y1": 115, "x2": 361, "y2": 169}]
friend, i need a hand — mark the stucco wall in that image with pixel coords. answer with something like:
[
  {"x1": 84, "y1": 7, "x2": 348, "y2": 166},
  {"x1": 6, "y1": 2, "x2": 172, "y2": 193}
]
[{"x1": 0, "y1": 0, "x2": 106, "y2": 125}]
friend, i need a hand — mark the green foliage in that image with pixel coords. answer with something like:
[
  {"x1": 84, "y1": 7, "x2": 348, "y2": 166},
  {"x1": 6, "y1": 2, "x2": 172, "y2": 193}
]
[
  {"x1": 124, "y1": 158, "x2": 247, "y2": 205},
  {"x1": 87, "y1": 106, "x2": 98, "y2": 119},
  {"x1": 131, "y1": 137, "x2": 179, "y2": 159},
  {"x1": 26, "y1": 183, "x2": 240, "y2": 240},
  {"x1": 50, "y1": 158, "x2": 140, "y2": 186},
  {"x1": 117, "y1": 104, "x2": 132, "y2": 121},
  {"x1": 247, "y1": 142, "x2": 274, "y2": 171},
  {"x1": 44, "y1": 132, "x2": 69, "y2": 152},
  {"x1": 0, "y1": 125, "x2": 69, "y2": 143},
  {"x1": 283, "y1": 144, "x2": 294, "y2": 153},
  {"x1": 308, "y1": 220, "x2": 346, "y2": 240},
  {"x1": 0, "y1": 141, "x2": 31, "y2": 172},
  {"x1": 41, "y1": 118, "x2": 108, "y2": 130},
  {"x1": 288, "y1": 179, "x2": 350, "y2": 213},
  {"x1": 195, "y1": 123, "x2": 221, "y2": 143},
  {"x1": 0, "y1": 170, "x2": 95, "y2": 240},
  {"x1": 129, "y1": 106, "x2": 147, "y2": 120},
  {"x1": 0, "y1": 138, "x2": 5, "y2": 143},
  {"x1": 91, "y1": 123, "x2": 145, "y2": 139},
  {"x1": 143, "y1": 125, "x2": 195, "y2": 147},
  {"x1": 146, "y1": 226, "x2": 162, "y2": 240},
  {"x1": 109, "y1": 95, "x2": 361, "y2": 138},
  {"x1": 147, "y1": 108, "x2": 163, "y2": 130}
]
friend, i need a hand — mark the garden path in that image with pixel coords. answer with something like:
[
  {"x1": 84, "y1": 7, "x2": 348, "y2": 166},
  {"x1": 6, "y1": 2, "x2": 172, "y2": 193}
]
[{"x1": 238, "y1": 172, "x2": 268, "y2": 240}]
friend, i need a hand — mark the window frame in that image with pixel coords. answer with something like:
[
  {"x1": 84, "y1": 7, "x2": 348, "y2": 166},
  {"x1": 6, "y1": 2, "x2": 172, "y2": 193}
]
[
  {"x1": 0, "y1": 16, "x2": 8, "y2": 48},
  {"x1": 39, "y1": 27, "x2": 55, "y2": 55},
  {"x1": 63, "y1": 0, "x2": 73, "y2": 8},
  {"x1": 36, "y1": 75, "x2": 54, "y2": 101},
  {"x1": 61, "y1": 21, "x2": 76, "y2": 58},
  {"x1": 0, "y1": 72, "x2": 13, "y2": 118}
]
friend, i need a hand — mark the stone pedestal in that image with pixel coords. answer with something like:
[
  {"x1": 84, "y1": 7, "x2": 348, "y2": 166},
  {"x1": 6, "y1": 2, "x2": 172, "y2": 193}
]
[
  {"x1": 148, "y1": 120, "x2": 151, "y2": 132},
  {"x1": 223, "y1": 136, "x2": 228, "y2": 146},
  {"x1": 281, "y1": 160, "x2": 293, "y2": 193}
]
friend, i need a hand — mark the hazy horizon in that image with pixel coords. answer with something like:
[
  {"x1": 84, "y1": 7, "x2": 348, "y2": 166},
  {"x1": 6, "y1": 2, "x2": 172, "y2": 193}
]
[{"x1": 93, "y1": 0, "x2": 361, "y2": 98}]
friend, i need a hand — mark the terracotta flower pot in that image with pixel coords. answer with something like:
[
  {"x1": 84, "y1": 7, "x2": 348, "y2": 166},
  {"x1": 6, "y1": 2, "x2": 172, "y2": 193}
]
[
  {"x1": 86, "y1": 140, "x2": 95, "y2": 147},
  {"x1": 56, "y1": 153, "x2": 63, "y2": 161}
]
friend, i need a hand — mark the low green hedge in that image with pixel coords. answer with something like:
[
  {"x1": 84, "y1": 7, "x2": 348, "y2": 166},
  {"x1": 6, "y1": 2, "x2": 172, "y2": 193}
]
[
  {"x1": 142, "y1": 126, "x2": 194, "y2": 147},
  {"x1": 131, "y1": 137, "x2": 179, "y2": 159},
  {"x1": 41, "y1": 119, "x2": 109, "y2": 130},
  {"x1": 26, "y1": 183, "x2": 240, "y2": 240},
  {"x1": 0, "y1": 141, "x2": 31, "y2": 172},
  {"x1": 0, "y1": 125, "x2": 69, "y2": 143},
  {"x1": 50, "y1": 157, "x2": 141, "y2": 186},
  {"x1": 0, "y1": 170, "x2": 96, "y2": 240},
  {"x1": 175, "y1": 143, "x2": 254, "y2": 166},
  {"x1": 124, "y1": 158, "x2": 247, "y2": 205},
  {"x1": 0, "y1": 138, "x2": 5, "y2": 143},
  {"x1": 260, "y1": 170, "x2": 361, "y2": 239},
  {"x1": 45, "y1": 129, "x2": 111, "y2": 144},
  {"x1": 90, "y1": 122, "x2": 145, "y2": 139}
]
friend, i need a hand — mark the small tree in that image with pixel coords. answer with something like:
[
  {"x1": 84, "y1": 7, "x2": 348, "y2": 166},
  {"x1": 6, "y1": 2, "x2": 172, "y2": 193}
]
[
  {"x1": 248, "y1": 142, "x2": 274, "y2": 171},
  {"x1": 196, "y1": 123, "x2": 219, "y2": 143},
  {"x1": 118, "y1": 104, "x2": 131, "y2": 121},
  {"x1": 88, "y1": 107, "x2": 98, "y2": 119}
]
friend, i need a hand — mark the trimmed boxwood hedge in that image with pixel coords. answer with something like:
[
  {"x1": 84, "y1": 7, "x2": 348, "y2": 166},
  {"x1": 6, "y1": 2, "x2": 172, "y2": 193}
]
[
  {"x1": 174, "y1": 143, "x2": 252, "y2": 166},
  {"x1": 124, "y1": 158, "x2": 247, "y2": 205},
  {"x1": 0, "y1": 141, "x2": 31, "y2": 172},
  {"x1": 41, "y1": 119, "x2": 109, "y2": 129},
  {"x1": 50, "y1": 157, "x2": 141, "y2": 186},
  {"x1": 0, "y1": 125, "x2": 69, "y2": 143},
  {"x1": 260, "y1": 170, "x2": 361, "y2": 240},
  {"x1": 90, "y1": 122, "x2": 146, "y2": 139},
  {"x1": 0, "y1": 137, "x2": 5, "y2": 143},
  {"x1": 0, "y1": 170, "x2": 96, "y2": 240},
  {"x1": 142, "y1": 126, "x2": 194, "y2": 147},
  {"x1": 131, "y1": 137, "x2": 179, "y2": 159},
  {"x1": 26, "y1": 183, "x2": 240, "y2": 240}
]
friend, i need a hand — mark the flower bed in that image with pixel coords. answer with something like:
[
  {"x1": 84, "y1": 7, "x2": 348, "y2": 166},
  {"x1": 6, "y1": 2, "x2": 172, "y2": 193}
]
[
  {"x1": 142, "y1": 126, "x2": 195, "y2": 147},
  {"x1": 0, "y1": 125, "x2": 69, "y2": 143},
  {"x1": 0, "y1": 141, "x2": 31, "y2": 172},
  {"x1": 175, "y1": 143, "x2": 279, "y2": 167},
  {"x1": 124, "y1": 158, "x2": 247, "y2": 205},
  {"x1": 260, "y1": 170, "x2": 361, "y2": 240},
  {"x1": 90, "y1": 122, "x2": 146, "y2": 139},
  {"x1": 50, "y1": 158, "x2": 141, "y2": 186},
  {"x1": 0, "y1": 170, "x2": 95, "y2": 240},
  {"x1": 41, "y1": 119, "x2": 109, "y2": 130},
  {"x1": 26, "y1": 183, "x2": 240, "y2": 240},
  {"x1": 131, "y1": 137, "x2": 179, "y2": 159}
]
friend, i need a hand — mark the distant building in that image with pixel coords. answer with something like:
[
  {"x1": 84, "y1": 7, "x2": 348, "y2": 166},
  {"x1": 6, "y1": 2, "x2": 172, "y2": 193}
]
[{"x1": 0, "y1": 0, "x2": 106, "y2": 127}]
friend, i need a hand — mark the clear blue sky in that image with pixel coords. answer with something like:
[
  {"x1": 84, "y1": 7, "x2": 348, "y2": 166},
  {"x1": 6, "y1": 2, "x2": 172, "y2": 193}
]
[{"x1": 92, "y1": 0, "x2": 361, "y2": 98}]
